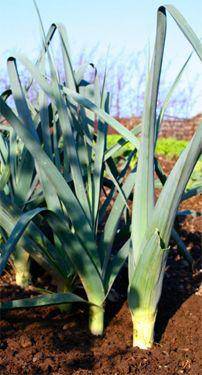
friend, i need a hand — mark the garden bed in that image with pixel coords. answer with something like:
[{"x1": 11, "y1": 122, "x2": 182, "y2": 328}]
[{"x1": 0, "y1": 157, "x2": 201, "y2": 375}]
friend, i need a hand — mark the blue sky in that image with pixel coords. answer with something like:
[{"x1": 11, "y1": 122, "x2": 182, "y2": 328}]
[
  {"x1": 0, "y1": 0, "x2": 201, "y2": 58},
  {"x1": 0, "y1": 0, "x2": 201, "y2": 114}
]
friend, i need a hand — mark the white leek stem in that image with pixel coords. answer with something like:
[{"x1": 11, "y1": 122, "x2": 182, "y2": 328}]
[
  {"x1": 15, "y1": 267, "x2": 30, "y2": 287},
  {"x1": 132, "y1": 310, "x2": 156, "y2": 349},
  {"x1": 56, "y1": 278, "x2": 72, "y2": 313},
  {"x1": 13, "y1": 251, "x2": 30, "y2": 287},
  {"x1": 89, "y1": 305, "x2": 104, "y2": 336}
]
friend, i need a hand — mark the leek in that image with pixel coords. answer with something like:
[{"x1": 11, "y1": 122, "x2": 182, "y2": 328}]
[{"x1": 128, "y1": 5, "x2": 202, "y2": 349}]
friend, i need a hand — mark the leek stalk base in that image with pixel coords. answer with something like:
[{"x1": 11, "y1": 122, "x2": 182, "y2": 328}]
[
  {"x1": 15, "y1": 267, "x2": 30, "y2": 288},
  {"x1": 132, "y1": 310, "x2": 156, "y2": 349},
  {"x1": 13, "y1": 251, "x2": 30, "y2": 288},
  {"x1": 89, "y1": 305, "x2": 104, "y2": 336},
  {"x1": 56, "y1": 279, "x2": 73, "y2": 313}
]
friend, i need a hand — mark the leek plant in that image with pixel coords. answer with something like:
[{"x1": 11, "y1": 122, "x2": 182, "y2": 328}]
[
  {"x1": 0, "y1": 105, "x2": 36, "y2": 286},
  {"x1": 0, "y1": 124, "x2": 69, "y2": 291},
  {"x1": 0, "y1": 20, "x2": 140, "y2": 335},
  {"x1": 127, "y1": 5, "x2": 202, "y2": 349},
  {"x1": 0, "y1": 78, "x2": 76, "y2": 294}
]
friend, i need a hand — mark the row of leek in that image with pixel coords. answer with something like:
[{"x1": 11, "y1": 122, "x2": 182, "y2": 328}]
[{"x1": 0, "y1": 4, "x2": 201, "y2": 348}]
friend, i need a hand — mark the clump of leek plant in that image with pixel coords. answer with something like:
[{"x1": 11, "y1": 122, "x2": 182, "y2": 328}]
[
  {"x1": 127, "y1": 5, "x2": 202, "y2": 349},
  {"x1": 0, "y1": 16, "x2": 140, "y2": 335}
]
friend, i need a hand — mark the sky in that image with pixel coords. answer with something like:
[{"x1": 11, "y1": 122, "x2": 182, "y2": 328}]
[{"x1": 0, "y1": 0, "x2": 201, "y2": 115}]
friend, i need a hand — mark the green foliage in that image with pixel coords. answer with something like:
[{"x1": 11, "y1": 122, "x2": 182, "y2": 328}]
[
  {"x1": 107, "y1": 134, "x2": 201, "y2": 189},
  {"x1": 155, "y1": 137, "x2": 188, "y2": 157},
  {"x1": 108, "y1": 135, "x2": 188, "y2": 158}
]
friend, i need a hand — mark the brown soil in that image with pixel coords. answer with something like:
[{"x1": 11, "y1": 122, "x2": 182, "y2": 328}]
[
  {"x1": 114, "y1": 114, "x2": 202, "y2": 139},
  {"x1": 0, "y1": 158, "x2": 201, "y2": 375}
]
